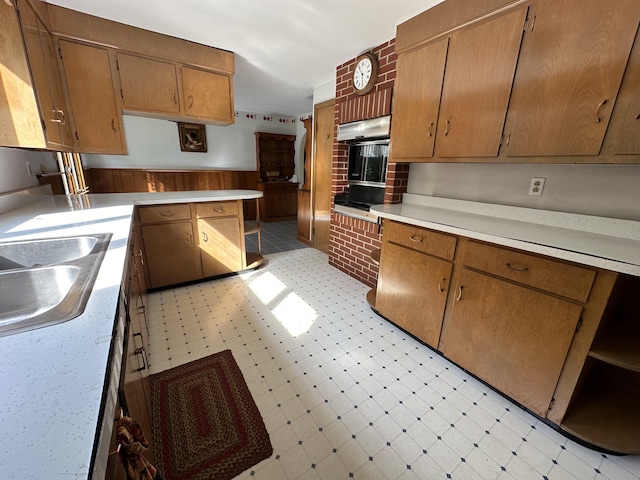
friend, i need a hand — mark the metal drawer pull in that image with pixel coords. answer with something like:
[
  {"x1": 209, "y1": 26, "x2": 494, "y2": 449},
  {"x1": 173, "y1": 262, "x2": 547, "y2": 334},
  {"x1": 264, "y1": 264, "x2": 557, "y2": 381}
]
[
  {"x1": 505, "y1": 262, "x2": 529, "y2": 272},
  {"x1": 409, "y1": 235, "x2": 423, "y2": 243},
  {"x1": 456, "y1": 286, "x2": 463, "y2": 301},
  {"x1": 214, "y1": 207, "x2": 225, "y2": 213},
  {"x1": 635, "y1": 112, "x2": 640, "y2": 120},
  {"x1": 595, "y1": 99, "x2": 608, "y2": 123},
  {"x1": 438, "y1": 278, "x2": 446, "y2": 293},
  {"x1": 202, "y1": 232, "x2": 208, "y2": 242},
  {"x1": 159, "y1": 210, "x2": 175, "y2": 217},
  {"x1": 134, "y1": 346, "x2": 147, "y2": 371}
]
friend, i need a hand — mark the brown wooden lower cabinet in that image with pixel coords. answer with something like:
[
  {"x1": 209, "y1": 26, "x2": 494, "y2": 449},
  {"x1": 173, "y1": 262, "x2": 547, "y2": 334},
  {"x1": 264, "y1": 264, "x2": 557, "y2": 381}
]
[
  {"x1": 141, "y1": 221, "x2": 201, "y2": 288},
  {"x1": 376, "y1": 241, "x2": 452, "y2": 349},
  {"x1": 257, "y1": 182, "x2": 298, "y2": 222},
  {"x1": 439, "y1": 268, "x2": 582, "y2": 417},
  {"x1": 373, "y1": 219, "x2": 640, "y2": 453},
  {"x1": 139, "y1": 200, "x2": 255, "y2": 289},
  {"x1": 297, "y1": 189, "x2": 311, "y2": 245}
]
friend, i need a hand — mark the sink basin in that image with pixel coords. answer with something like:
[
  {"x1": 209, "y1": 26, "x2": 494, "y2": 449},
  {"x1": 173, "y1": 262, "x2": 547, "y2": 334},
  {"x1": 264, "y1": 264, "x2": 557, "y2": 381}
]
[
  {"x1": 0, "y1": 233, "x2": 112, "y2": 337},
  {"x1": 0, "y1": 234, "x2": 102, "y2": 270}
]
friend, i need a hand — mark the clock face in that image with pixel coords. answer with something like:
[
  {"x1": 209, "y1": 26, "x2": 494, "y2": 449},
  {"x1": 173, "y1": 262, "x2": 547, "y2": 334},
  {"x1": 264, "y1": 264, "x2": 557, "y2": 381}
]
[
  {"x1": 354, "y1": 58, "x2": 373, "y2": 90},
  {"x1": 353, "y1": 53, "x2": 378, "y2": 95}
]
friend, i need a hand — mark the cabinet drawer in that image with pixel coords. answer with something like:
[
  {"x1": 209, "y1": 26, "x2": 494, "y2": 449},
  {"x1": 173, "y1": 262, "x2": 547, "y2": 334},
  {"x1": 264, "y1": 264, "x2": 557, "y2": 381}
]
[
  {"x1": 138, "y1": 204, "x2": 191, "y2": 224},
  {"x1": 196, "y1": 201, "x2": 239, "y2": 218},
  {"x1": 384, "y1": 220, "x2": 457, "y2": 260},
  {"x1": 463, "y1": 241, "x2": 595, "y2": 302}
]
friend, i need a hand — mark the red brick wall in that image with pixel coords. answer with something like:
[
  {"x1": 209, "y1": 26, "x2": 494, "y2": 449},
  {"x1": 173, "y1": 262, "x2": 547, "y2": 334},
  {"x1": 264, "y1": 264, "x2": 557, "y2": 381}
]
[{"x1": 328, "y1": 38, "x2": 409, "y2": 287}]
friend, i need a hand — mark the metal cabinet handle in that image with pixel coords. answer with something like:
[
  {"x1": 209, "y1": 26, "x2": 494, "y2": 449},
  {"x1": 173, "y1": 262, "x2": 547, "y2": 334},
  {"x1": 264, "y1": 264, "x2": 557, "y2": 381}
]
[
  {"x1": 52, "y1": 107, "x2": 66, "y2": 125},
  {"x1": 409, "y1": 235, "x2": 423, "y2": 243},
  {"x1": 188, "y1": 94, "x2": 194, "y2": 109},
  {"x1": 427, "y1": 122, "x2": 434, "y2": 138},
  {"x1": 202, "y1": 232, "x2": 208, "y2": 242},
  {"x1": 172, "y1": 92, "x2": 177, "y2": 107},
  {"x1": 134, "y1": 346, "x2": 147, "y2": 371},
  {"x1": 438, "y1": 278, "x2": 446, "y2": 293},
  {"x1": 505, "y1": 262, "x2": 529, "y2": 272},
  {"x1": 595, "y1": 99, "x2": 608, "y2": 123},
  {"x1": 456, "y1": 286, "x2": 463, "y2": 301},
  {"x1": 159, "y1": 210, "x2": 175, "y2": 217},
  {"x1": 111, "y1": 119, "x2": 117, "y2": 133},
  {"x1": 444, "y1": 119, "x2": 450, "y2": 135},
  {"x1": 138, "y1": 305, "x2": 146, "y2": 314},
  {"x1": 635, "y1": 113, "x2": 640, "y2": 120},
  {"x1": 214, "y1": 207, "x2": 225, "y2": 213}
]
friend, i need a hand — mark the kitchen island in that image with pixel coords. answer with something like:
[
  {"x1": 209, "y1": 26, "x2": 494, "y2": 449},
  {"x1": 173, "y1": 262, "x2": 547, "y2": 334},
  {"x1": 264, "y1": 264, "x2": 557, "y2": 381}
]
[{"x1": 0, "y1": 190, "x2": 261, "y2": 480}]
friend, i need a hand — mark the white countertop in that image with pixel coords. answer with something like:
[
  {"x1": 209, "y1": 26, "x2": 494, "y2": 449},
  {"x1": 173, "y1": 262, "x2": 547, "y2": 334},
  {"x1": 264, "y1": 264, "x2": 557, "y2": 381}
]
[
  {"x1": 371, "y1": 194, "x2": 640, "y2": 277},
  {"x1": 0, "y1": 190, "x2": 261, "y2": 480}
]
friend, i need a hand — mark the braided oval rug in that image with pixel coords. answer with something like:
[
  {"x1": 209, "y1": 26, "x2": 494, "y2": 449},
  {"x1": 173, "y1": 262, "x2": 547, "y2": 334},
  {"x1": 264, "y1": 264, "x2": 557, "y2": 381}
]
[{"x1": 151, "y1": 349, "x2": 273, "y2": 480}]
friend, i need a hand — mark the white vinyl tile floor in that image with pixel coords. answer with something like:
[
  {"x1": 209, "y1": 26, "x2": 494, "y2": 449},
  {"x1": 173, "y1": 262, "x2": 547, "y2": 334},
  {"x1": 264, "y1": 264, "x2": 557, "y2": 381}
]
[{"x1": 145, "y1": 248, "x2": 640, "y2": 480}]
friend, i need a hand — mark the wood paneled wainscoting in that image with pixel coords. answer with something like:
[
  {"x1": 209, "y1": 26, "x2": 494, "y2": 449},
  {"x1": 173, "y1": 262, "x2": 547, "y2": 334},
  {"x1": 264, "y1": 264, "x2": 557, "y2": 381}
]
[{"x1": 84, "y1": 168, "x2": 259, "y2": 219}]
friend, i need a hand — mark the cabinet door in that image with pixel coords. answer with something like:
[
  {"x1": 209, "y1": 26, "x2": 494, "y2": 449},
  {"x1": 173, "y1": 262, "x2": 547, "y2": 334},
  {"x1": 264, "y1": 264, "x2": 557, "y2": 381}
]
[
  {"x1": 615, "y1": 58, "x2": 640, "y2": 154},
  {"x1": 17, "y1": 0, "x2": 73, "y2": 148},
  {"x1": 198, "y1": 217, "x2": 244, "y2": 277},
  {"x1": 59, "y1": 40, "x2": 125, "y2": 154},
  {"x1": 141, "y1": 222, "x2": 200, "y2": 288},
  {"x1": 505, "y1": 0, "x2": 640, "y2": 156},
  {"x1": 182, "y1": 66, "x2": 233, "y2": 123},
  {"x1": 440, "y1": 269, "x2": 582, "y2": 416},
  {"x1": 117, "y1": 53, "x2": 179, "y2": 114},
  {"x1": 376, "y1": 242, "x2": 452, "y2": 348},
  {"x1": 390, "y1": 38, "x2": 448, "y2": 160},
  {"x1": 437, "y1": 7, "x2": 527, "y2": 157}
]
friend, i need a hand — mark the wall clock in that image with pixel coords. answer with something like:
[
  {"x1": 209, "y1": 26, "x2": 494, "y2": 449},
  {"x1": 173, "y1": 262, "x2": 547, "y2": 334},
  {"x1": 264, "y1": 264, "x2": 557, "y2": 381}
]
[{"x1": 352, "y1": 52, "x2": 378, "y2": 95}]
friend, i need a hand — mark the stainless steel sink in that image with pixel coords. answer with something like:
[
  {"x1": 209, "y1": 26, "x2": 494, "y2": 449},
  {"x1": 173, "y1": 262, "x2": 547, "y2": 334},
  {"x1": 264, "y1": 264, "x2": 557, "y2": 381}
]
[
  {"x1": 0, "y1": 235, "x2": 101, "y2": 270},
  {"x1": 0, "y1": 233, "x2": 112, "y2": 337}
]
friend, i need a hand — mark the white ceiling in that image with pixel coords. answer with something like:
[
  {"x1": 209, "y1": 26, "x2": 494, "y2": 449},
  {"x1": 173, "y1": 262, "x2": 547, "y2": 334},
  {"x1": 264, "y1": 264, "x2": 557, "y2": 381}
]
[{"x1": 46, "y1": 0, "x2": 443, "y2": 117}]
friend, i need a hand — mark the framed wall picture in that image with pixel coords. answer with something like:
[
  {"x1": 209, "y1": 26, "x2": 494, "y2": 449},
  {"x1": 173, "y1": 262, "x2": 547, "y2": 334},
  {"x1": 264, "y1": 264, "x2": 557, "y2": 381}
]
[{"x1": 178, "y1": 122, "x2": 207, "y2": 152}]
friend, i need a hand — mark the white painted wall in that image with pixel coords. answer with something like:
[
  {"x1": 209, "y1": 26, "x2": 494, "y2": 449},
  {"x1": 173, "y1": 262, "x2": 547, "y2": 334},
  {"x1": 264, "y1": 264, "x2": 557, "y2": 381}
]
[
  {"x1": 0, "y1": 147, "x2": 57, "y2": 194},
  {"x1": 408, "y1": 163, "x2": 640, "y2": 221},
  {"x1": 313, "y1": 78, "x2": 336, "y2": 106},
  {"x1": 84, "y1": 111, "x2": 298, "y2": 172}
]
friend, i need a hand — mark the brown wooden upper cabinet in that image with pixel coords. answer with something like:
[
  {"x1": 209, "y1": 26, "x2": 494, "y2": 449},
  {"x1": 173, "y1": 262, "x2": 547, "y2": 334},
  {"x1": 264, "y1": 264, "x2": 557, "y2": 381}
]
[
  {"x1": 117, "y1": 53, "x2": 180, "y2": 115},
  {"x1": 503, "y1": 0, "x2": 640, "y2": 157},
  {"x1": 0, "y1": 0, "x2": 73, "y2": 150},
  {"x1": 58, "y1": 40, "x2": 126, "y2": 154},
  {"x1": 390, "y1": 7, "x2": 527, "y2": 162},
  {"x1": 182, "y1": 67, "x2": 233, "y2": 124}
]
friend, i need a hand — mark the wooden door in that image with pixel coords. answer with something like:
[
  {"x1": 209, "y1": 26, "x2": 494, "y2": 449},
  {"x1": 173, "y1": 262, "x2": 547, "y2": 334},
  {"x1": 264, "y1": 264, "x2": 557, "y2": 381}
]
[
  {"x1": 59, "y1": 40, "x2": 125, "y2": 154},
  {"x1": 117, "y1": 53, "x2": 179, "y2": 114},
  {"x1": 505, "y1": 0, "x2": 640, "y2": 156},
  {"x1": 182, "y1": 66, "x2": 233, "y2": 123},
  {"x1": 390, "y1": 38, "x2": 448, "y2": 160},
  {"x1": 312, "y1": 99, "x2": 334, "y2": 254},
  {"x1": 198, "y1": 217, "x2": 244, "y2": 277},
  {"x1": 437, "y1": 7, "x2": 527, "y2": 157},
  {"x1": 376, "y1": 242, "x2": 452, "y2": 348},
  {"x1": 440, "y1": 268, "x2": 582, "y2": 416},
  {"x1": 141, "y1": 221, "x2": 200, "y2": 288}
]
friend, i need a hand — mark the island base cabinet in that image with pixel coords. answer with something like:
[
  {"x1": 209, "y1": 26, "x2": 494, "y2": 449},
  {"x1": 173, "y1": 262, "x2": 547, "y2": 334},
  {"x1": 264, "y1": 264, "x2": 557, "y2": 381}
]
[
  {"x1": 141, "y1": 222, "x2": 201, "y2": 289},
  {"x1": 198, "y1": 216, "x2": 245, "y2": 278},
  {"x1": 376, "y1": 242, "x2": 452, "y2": 348},
  {"x1": 439, "y1": 268, "x2": 582, "y2": 416}
]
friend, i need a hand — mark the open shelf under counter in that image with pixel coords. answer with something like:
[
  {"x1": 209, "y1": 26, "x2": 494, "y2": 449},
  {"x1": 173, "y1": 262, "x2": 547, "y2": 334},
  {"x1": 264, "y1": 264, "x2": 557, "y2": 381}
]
[
  {"x1": 589, "y1": 318, "x2": 640, "y2": 372},
  {"x1": 561, "y1": 361, "x2": 640, "y2": 454}
]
